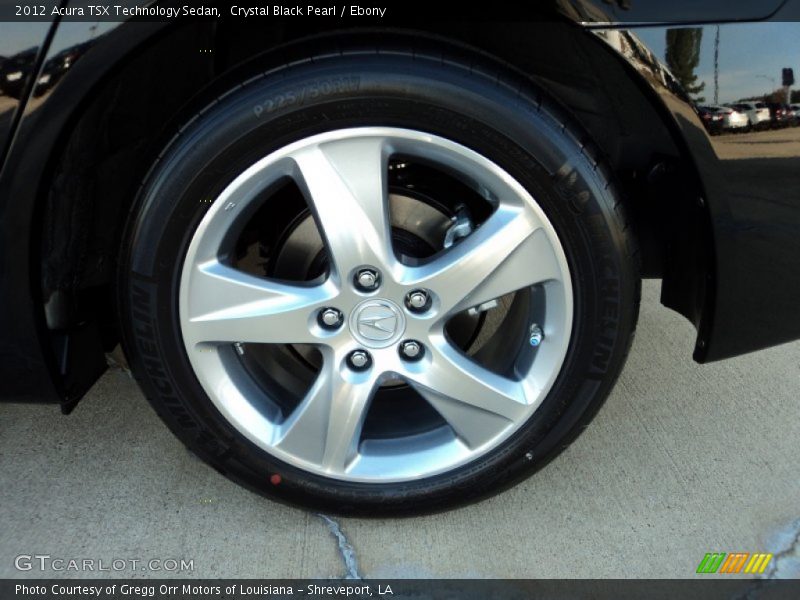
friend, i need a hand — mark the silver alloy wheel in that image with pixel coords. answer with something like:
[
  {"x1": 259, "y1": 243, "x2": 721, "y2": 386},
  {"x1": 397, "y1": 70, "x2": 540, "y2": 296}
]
[{"x1": 179, "y1": 127, "x2": 573, "y2": 482}]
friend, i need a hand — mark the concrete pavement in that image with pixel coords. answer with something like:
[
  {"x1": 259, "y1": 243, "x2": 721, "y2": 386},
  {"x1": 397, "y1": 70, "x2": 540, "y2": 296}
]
[{"x1": 1, "y1": 281, "x2": 798, "y2": 579}]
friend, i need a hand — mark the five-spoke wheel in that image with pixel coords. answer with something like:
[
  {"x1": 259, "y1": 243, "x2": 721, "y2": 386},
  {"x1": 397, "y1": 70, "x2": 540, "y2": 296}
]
[
  {"x1": 120, "y1": 49, "x2": 638, "y2": 512},
  {"x1": 179, "y1": 128, "x2": 573, "y2": 481}
]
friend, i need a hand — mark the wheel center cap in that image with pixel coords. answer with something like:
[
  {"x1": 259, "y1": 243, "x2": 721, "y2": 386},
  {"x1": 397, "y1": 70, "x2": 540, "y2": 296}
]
[{"x1": 349, "y1": 299, "x2": 406, "y2": 348}]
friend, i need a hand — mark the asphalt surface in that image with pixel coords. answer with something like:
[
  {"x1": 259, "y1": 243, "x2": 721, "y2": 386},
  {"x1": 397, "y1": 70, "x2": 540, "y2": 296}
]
[
  {"x1": 714, "y1": 125, "x2": 800, "y2": 160},
  {"x1": 1, "y1": 281, "x2": 799, "y2": 579}
]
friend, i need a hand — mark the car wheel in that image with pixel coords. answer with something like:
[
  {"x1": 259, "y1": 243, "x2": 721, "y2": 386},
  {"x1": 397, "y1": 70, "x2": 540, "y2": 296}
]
[{"x1": 118, "y1": 49, "x2": 640, "y2": 514}]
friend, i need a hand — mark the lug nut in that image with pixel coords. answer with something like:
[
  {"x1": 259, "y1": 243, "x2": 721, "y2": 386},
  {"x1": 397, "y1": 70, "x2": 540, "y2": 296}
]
[
  {"x1": 405, "y1": 289, "x2": 431, "y2": 313},
  {"x1": 399, "y1": 340, "x2": 424, "y2": 361},
  {"x1": 529, "y1": 324, "x2": 544, "y2": 347},
  {"x1": 355, "y1": 268, "x2": 380, "y2": 291},
  {"x1": 347, "y1": 350, "x2": 372, "y2": 371},
  {"x1": 318, "y1": 307, "x2": 343, "y2": 329}
]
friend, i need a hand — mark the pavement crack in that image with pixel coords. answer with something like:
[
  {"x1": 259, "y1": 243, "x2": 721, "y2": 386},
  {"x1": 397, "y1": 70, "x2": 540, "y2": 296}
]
[
  {"x1": 734, "y1": 518, "x2": 800, "y2": 600},
  {"x1": 317, "y1": 514, "x2": 361, "y2": 580},
  {"x1": 763, "y1": 517, "x2": 800, "y2": 579}
]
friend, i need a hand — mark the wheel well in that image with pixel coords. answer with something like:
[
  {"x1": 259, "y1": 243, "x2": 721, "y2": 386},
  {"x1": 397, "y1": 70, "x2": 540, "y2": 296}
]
[{"x1": 39, "y1": 19, "x2": 705, "y2": 368}]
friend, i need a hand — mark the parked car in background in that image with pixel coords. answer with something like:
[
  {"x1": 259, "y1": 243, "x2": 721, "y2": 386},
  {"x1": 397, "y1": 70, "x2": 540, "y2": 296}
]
[
  {"x1": 698, "y1": 106, "x2": 725, "y2": 134},
  {"x1": 34, "y1": 43, "x2": 89, "y2": 97},
  {"x1": 766, "y1": 102, "x2": 792, "y2": 128},
  {"x1": 789, "y1": 104, "x2": 800, "y2": 126},
  {"x1": 706, "y1": 105, "x2": 749, "y2": 131},
  {"x1": 730, "y1": 101, "x2": 771, "y2": 130},
  {"x1": 0, "y1": 47, "x2": 37, "y2": 99}
]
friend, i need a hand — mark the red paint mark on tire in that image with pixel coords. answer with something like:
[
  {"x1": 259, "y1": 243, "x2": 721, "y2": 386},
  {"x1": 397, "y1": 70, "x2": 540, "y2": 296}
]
[{"x1": 270, "y1": 474, "x2": 282, "y2": 485}]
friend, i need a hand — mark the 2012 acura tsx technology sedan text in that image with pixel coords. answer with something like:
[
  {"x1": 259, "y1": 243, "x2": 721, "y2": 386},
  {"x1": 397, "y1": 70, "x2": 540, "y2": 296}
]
[{"x1": 1, "y1": 1, "x2": 799, "y2": 514}]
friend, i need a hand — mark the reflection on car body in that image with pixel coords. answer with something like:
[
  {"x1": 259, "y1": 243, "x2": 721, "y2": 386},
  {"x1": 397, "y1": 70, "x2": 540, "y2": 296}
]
[
  {"x1": 730, "y1": 101, "x2": 772, "y2": 130},
  {"x1": 0, "y1": 46, "x2": 37, "y2": 99},
  {"x1": 698, "y1": 105, "x2": 725, "y2": 135},
  {"x1": 697, "y1": 105, "x2": 753, "y2": 135},
  {"x1": 766, "y1": 102, "x2": 795, "y2": 128}
]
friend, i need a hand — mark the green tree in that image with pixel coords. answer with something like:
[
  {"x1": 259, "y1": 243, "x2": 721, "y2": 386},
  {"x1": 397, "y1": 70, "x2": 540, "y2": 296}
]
[{"x1": 666, "y1": 28, "x2": 706, "y2": 103}]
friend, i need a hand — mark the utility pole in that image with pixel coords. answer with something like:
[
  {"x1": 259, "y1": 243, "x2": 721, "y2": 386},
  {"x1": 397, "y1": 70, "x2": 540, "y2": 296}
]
[{"x1": 714, "y1": 26, "x2": 720, "y2": 104}]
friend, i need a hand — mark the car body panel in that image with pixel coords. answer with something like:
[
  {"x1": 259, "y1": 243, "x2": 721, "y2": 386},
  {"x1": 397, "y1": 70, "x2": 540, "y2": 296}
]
[
  {"x1": 591, "y1": 21, "x2": 800, "y2": 360},
  {"x1": 0, "y1": 15, "x2": 169, "y2": 403},
  {"x1": 0, "y1": 12, "x2": 63, "y2": 402},
  {"x1": 559, "y1": 0, "x2": 787, "y2": 25},
  {"x1": 1, "y1": 3, "x2": 799, "y2": 404}
]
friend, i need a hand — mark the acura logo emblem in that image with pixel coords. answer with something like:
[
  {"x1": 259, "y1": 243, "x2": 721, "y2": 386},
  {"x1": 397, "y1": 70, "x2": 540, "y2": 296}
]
[
  {"x1": 359, "y1": 311, "x2": 397, "y2": 337},
  {"x1": 357, "y1": 306, "x2": 398, "y2": 340},
  {"x1": 350, "y1": 300, "x2": 405, "y2": 347}
]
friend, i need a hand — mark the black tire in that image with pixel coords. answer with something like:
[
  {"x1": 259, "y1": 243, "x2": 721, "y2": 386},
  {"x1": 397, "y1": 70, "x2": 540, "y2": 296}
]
[{"x1": 118, "y1": 48, "x2": 640, "y2": 515}]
